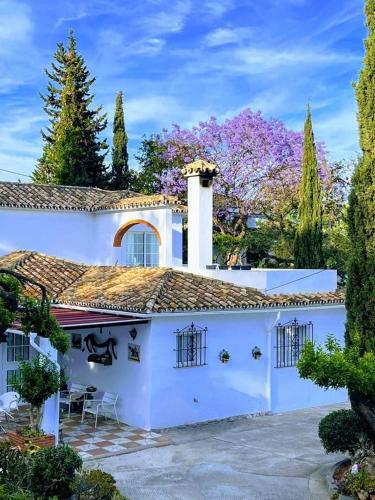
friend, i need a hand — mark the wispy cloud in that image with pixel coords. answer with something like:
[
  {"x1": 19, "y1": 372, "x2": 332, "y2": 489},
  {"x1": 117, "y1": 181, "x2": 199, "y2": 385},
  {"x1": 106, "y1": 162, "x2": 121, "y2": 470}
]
[
  {"x1": 204, "y1": 27, "x2": 252, "y2": 47},
  {"x1": 0, "y1": 0, "x2": 366, "y2": 181}
]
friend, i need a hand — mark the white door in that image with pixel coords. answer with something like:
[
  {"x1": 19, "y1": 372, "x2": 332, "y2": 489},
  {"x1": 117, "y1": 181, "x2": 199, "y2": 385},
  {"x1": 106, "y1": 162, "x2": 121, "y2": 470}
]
[{"x1": 1, "y1": 332, "x2": 30, "y2": 393}]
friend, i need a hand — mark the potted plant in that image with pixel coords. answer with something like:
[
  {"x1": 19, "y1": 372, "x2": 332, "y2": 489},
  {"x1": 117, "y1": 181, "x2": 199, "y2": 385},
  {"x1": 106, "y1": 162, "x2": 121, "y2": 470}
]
[
  {"x1": 7, "y1": 355, "x2": 60, "y2": 451},
  {"x1": 219, "y1": 349, "x2": 230, "y2": 363}
]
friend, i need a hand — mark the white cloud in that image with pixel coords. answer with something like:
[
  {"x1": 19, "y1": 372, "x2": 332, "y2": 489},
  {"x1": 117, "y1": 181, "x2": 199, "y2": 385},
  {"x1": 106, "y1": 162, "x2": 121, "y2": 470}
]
[
  {"x1": 204, "y1": 27, "x2": 252, "y2": 47},
  {"x1": 0, "y1": 1, "x2": 41, "y2": 93},
  {"x1": 202, "y1": 0, "x2": 234, "y2": 18},
  {"x1": 138, "y1": 0, "x2": 192, "y2": 36}
]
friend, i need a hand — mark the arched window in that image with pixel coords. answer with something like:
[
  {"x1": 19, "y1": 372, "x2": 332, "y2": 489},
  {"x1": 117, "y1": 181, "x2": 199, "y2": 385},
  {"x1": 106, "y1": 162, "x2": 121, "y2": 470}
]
[{"x1": 123, "y1": 228, "x2": 159, "y2": 267}]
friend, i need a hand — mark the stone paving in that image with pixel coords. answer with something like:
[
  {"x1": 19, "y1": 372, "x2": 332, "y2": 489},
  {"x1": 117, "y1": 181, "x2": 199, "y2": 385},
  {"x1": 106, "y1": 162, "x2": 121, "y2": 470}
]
[{"x1": 89, "y1": 403, "x2": 349, "y2": 500}]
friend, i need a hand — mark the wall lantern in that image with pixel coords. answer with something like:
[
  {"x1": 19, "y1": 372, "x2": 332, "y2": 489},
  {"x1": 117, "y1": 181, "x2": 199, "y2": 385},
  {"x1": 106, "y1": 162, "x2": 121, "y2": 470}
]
[
  {"x1": 252, "y1": 346, "x2": 262, "y2": 360},
  {"x1": 129, "y1": 328, "x2": 138, "y2": 340},
  {"x1": 219, "y1": 349, "x2": 230, "y2": 363}
]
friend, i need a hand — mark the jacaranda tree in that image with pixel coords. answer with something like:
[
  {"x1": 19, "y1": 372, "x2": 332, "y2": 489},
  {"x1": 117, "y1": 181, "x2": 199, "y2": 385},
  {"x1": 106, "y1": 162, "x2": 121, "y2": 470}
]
[{"x1": 149, "y1": 109, "x2": 344, "y2": 264}]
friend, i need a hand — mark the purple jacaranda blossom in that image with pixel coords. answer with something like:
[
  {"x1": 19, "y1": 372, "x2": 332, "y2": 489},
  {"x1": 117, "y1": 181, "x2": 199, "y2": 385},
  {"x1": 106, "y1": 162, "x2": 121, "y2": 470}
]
[{"x1": 156, "y1": 109, "x2": 340, "y2": 236}]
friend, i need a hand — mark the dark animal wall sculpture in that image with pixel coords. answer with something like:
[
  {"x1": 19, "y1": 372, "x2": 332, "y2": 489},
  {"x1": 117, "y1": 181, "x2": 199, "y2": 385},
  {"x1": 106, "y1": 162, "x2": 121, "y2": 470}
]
[{"x1": 84, "y1": 333, "x2": 118, "y2": 366}]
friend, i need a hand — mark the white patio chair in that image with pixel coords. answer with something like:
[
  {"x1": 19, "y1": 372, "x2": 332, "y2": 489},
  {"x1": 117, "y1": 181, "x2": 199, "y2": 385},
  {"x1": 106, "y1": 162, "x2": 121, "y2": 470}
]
[
  {"x1": 81, "y1": 392, "x2": 119, "y2": 428},
  {"x1": 60, "y1": 383, "x2": 87, "y2": 418},
  {"x1": 0, "y1": 391, "x2": 20, "y2": 421}
]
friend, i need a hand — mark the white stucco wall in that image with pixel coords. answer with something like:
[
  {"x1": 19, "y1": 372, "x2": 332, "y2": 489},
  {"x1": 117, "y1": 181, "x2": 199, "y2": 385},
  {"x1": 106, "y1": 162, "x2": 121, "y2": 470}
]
[
  {"x1": 0, "y1": 209, "x2": 95, "y2": 263},
  {"x1": 61, "y1": 323, "x2": 152, "y2": 429},
  {"x1": 0, "y1": 207, "x2": 184, "y2": 268},
  {"x1": 147, "y1": 305, "x2": 347, "y2": 429},
  {"x1": 271, "y1": 306, "x2": 347, "y2": 412}
]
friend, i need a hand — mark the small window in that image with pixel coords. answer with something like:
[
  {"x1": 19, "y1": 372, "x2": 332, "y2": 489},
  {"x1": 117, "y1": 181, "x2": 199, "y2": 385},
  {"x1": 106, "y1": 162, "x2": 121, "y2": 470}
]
[
  {"x1": 174, "y1": 323, "x2": 207, "y2": 368},
  {"x1": 7, "y1": 332, "x2": 30, "y2": 362},
  {"x1": 124, "y1": 231, "x2": 159, "y2": 267},
  {"x1": 275, "y1": 319, "x2": 313, "y2": 368}
]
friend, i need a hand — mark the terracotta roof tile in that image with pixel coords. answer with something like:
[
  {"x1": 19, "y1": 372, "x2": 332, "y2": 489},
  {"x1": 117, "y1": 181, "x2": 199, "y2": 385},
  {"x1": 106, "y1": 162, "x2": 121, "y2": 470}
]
[
  {"x1": 0, "y1": 251, "x2": 345, "y2": 314},
  {"x1": 0, "y1": 182, "x2": 186, "y2": 213}
]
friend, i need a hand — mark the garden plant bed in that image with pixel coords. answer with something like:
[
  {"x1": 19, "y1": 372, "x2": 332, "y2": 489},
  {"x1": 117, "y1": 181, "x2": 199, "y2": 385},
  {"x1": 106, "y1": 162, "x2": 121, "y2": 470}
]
[{"x1": 7, "y1": 431, "x2": 55, "y2": 451}]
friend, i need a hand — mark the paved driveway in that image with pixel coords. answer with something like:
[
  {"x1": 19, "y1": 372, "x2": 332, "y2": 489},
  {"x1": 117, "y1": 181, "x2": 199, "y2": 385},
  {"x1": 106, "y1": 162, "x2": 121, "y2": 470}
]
[{"x1": 90, "y1": 403, "x2": 347, "y2": 500}]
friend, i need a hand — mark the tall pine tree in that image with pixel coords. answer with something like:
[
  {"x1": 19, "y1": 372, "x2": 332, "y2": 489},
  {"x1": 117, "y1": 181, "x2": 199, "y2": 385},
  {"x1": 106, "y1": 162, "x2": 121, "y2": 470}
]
[
  {"x1": 33, "y1": 31, "x2": 108, "y2": 187},
  {"x1": 293, "y1": 105, "x2": 324, "y2": 268},
  {"x1": 110, "y1": 91, "x2": 130, "y2": 189}
]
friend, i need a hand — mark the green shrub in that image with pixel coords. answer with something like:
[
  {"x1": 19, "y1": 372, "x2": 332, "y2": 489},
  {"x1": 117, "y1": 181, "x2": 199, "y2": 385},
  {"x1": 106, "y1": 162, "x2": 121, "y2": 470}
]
[
  {"x1": 319, "y1": 409, "x2": 368, "y2": 455},
  {"x1": 27, "y1": 445, "x2": 82, "y2": 498},
  {"x1": 343, "y1": 470, "x2": 375, "y2": 496},
  {"x1": 0, "y1": 484, "x2": 34, "y2": 500},
  {"x1": 72, "y1": 469, "x2": 125, "y2": 500},
  {"x1": 49, "y1": 328, "x2": 71, "y2": 354},
  {"x1": 11, "y1": 355, "x2": 61, "y2": 429},
  {"x1": 0, "y1": 442, "x2": 28, "y2": 490}
]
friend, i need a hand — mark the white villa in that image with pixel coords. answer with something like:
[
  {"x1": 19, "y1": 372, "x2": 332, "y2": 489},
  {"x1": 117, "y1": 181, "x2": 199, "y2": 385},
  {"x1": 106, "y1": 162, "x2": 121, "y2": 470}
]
[{"x1": 0, "y1": 160, "x2": 347, "y2": 434}]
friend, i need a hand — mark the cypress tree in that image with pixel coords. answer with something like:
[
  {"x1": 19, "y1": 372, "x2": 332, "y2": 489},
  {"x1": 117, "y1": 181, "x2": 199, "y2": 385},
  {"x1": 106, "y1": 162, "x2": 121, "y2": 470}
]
[
  {"x1": 110, "y1": 91, "x2": 130, "y2": 189},
  {"x1": 33, "y1": 31, "x2": 108, "y2": 186},
  {"x1": 294, "y1": 105, "x2": 324, "y2": 268},
  {"x1": 347, "y1": 0, "x2": 375, "y2": 373}
]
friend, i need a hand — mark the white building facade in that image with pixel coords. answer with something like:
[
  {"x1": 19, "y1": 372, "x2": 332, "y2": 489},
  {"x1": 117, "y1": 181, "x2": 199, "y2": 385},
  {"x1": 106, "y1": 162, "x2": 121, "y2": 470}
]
[{"x1": 0, "y1": 162, "x2": 348, "y2": 431}]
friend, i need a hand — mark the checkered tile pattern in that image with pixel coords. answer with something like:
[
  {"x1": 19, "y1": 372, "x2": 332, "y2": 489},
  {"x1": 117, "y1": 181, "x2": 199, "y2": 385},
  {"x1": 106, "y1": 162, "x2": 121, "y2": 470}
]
[
  {"x1": 0, "y1": 407, "x2": 171, "y2": 461},
  {"x1": 62, "y1": 414, "x2": 171, "y2": 460}
]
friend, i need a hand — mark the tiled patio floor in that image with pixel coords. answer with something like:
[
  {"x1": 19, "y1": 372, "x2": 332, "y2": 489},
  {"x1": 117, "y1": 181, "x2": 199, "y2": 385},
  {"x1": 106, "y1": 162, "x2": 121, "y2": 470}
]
[
  {"x1": 62, "y1": 414, "x2": 171, "y2": 460},
  {"x1": 1, "y1": 407, "x2": 171, "y2": 461}
]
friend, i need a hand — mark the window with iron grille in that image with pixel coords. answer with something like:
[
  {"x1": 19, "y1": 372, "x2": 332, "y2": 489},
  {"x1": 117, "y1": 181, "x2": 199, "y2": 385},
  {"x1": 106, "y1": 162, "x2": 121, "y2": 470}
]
[
  {"x1": 275, "y1": 319, "x2": 313, "y2": 368},
  {"x1": 174, "y1": 323, "x2": 207, "y2": 368}
]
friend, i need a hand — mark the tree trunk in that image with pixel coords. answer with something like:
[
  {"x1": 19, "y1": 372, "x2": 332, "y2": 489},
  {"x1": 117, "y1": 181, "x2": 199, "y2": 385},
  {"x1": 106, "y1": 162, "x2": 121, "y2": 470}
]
[
  {"x1": 350, "y1": 392, "x2": 375, "y2": 437},
  {"x1": 29, "y1": 405, "x2": 43, "y2": 430}
]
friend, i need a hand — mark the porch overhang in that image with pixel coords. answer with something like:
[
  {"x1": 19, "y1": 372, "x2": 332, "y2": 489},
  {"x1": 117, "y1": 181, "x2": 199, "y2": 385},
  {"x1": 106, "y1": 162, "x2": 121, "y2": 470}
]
[{"x1": 51, "y1": 306, "x2": 148, "y2": 330}]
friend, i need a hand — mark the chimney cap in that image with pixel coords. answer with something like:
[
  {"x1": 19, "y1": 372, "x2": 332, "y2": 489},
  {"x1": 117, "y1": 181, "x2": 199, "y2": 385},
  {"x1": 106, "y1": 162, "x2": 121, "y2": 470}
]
[{"x1": 182, "y1": 159, "x2": 219, "y2": 178}]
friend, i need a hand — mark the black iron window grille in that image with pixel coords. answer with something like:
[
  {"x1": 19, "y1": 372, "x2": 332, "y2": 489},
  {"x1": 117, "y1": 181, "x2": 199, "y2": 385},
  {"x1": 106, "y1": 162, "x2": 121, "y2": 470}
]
[
  {"x1": 275, "y1": 319, "x2": 313, "y2": 368},
  {"x1": 174, "y1": 323, "x2": 207, "y2": 368}
]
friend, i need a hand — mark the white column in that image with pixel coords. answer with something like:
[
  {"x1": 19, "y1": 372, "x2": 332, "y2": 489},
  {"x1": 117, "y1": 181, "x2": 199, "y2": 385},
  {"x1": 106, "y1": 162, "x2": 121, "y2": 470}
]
[
  {"x1": 159, "y1": 208, "x2": 173, "y2": 267},
  {"x1": 187, "y1": 175, "x2": 214, "y2": 271},
  {"x1": 32, "y1": 335, "x2": 60, "y2": 445}
]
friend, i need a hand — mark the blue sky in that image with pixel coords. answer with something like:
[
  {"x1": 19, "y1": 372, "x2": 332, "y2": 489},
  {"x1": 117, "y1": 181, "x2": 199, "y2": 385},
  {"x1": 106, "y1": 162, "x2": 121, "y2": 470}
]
[{"x1": 0, "y1": 0, "x2": 366, "y2": 182}]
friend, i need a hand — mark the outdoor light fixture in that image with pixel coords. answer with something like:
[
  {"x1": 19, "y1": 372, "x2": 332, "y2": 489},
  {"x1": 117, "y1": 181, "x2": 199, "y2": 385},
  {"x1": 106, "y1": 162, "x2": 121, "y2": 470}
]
[{"x1": 252, "y1": 346, "x2": 262, "y2": 360}]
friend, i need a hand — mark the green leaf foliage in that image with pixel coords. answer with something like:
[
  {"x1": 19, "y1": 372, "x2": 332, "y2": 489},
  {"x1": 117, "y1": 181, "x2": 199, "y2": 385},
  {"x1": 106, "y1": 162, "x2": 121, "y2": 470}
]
[
  {"x1": 297, "y1": 336, "x2": 375, "y2": 396},
  {"x1": 297, "y1": 0, "x2": 375, "y2": 437},
  {"x1": 12, "y1": 355, "x2": 60, "y2": 409},
  {"x1": 27, "y1": 445, "x2": 82, "y2": 498},
  {"x1": 133, "y1": 136, "x2": 172, "y2": 194},
  {"x1": 33, "y1": 31, "x2": 108, "y2": 187},
  {"x1": 72, "y1": 469, "x2": 125, "y2": 500},
  {"x1": 318, "y1": 409, "x2": 368, "y2": 455},
  {"x1": 110, "y1": 91, "x2": 131, "y2": 189},
  {"x1": 294, "y1": 105, "x2": 324, "y2": 268}
]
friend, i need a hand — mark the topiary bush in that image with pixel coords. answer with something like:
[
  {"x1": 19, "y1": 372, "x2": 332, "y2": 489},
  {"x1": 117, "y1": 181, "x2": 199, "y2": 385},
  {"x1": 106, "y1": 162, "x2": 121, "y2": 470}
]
[
  {"x1": 11, "y1": 355, "x2": 61, "y2": 430},
  {"x1": 319, "y1": 409, "x2": 368, "y2": 455},
  {"x1": 26, "y1": 444, "x2": 82, "y2": 498},
  {"x1": 72, "y1": 469, "x2": 125, "y2": 499}
]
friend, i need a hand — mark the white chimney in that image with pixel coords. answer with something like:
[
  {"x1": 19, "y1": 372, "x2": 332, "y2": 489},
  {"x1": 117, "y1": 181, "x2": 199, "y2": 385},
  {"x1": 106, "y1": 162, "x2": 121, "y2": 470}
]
[{"x1": 182, "y1": 160, "x2": 219, "y2": 271}]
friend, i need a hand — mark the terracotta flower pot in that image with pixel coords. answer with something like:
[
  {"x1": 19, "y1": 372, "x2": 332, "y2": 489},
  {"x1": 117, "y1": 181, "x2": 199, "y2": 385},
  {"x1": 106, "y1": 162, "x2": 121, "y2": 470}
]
[{"x1": 7, "y1": 431, "x2": 54, "y2": 451}]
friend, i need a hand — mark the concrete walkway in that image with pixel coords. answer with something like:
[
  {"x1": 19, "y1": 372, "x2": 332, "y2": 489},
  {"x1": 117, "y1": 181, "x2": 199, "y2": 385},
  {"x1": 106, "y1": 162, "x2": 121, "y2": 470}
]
[{"x1": 90, "y1": 403, "x2": 348, "y2": 500}]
